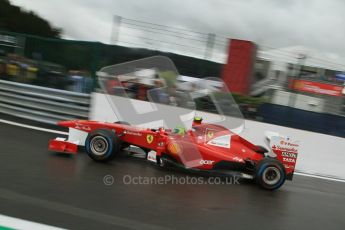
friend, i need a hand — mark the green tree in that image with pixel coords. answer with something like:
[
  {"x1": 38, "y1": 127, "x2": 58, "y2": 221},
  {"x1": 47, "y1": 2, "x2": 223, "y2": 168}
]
[{"x1": 0, "y1": 0, "x2": 61, "y2": 38}]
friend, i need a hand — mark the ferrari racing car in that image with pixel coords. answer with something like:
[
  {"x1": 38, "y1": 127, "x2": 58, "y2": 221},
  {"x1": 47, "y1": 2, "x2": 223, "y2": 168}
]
[{"x1": 49, "y1": 117, "x2": 299, "y2": 190}]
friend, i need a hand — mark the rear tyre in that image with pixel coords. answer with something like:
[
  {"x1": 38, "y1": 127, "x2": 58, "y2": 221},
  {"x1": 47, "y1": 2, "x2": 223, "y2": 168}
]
[
  {"x1": 255, "y1": 158, "x2": 286, "y2": 190},
  {"x1": 85, "y1": 129, "x2": 120, "y2": 162}
]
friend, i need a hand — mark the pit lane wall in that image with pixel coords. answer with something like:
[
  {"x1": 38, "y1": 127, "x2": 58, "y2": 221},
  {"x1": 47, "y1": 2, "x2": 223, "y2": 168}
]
[{"x1": 90, "y1": 92, "x2": 345, "y2": 180}]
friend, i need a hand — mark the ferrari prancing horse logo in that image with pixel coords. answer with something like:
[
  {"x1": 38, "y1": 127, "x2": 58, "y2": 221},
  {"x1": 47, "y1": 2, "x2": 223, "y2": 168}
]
[{"x1": 146, "y1": 134, "x2": 154, "y2": 144}]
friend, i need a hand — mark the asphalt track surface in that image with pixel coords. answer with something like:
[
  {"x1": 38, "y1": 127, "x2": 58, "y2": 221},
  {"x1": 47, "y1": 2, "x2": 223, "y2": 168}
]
[{"x1": 1, "y1": 119, "x2": 345, "y2": 230}]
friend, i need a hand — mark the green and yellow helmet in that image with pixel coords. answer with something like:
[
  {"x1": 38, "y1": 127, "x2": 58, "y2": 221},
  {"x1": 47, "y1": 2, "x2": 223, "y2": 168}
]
[{"x1": 193, "y1": 116, "x2": 203, "y2": 124}]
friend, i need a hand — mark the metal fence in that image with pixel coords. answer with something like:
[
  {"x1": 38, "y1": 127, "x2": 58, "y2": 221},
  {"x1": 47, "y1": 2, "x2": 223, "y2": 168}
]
[{"x1": 0, "y1": 79, "x2": 90, "y2": 124}]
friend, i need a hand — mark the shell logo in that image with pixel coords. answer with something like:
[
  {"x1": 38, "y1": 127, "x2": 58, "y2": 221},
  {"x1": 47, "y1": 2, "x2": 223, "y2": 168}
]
[{"x1": 167, "y1": 142, "x2": 182, "y2": 155}]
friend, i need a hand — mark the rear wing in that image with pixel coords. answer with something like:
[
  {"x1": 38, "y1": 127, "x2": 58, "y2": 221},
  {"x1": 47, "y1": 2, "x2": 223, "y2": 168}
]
[{"x1": 265, "y1": 131, "x2": 300, "y2": 180}]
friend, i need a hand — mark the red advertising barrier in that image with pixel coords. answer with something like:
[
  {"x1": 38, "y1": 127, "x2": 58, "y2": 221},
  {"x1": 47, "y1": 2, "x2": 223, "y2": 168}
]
[
  {"x1": 221, "y1": 39, "x2": 257, "y2": 95},
  {"x1": 290, "y1": 79, "x2": 343, "y2": 97}
]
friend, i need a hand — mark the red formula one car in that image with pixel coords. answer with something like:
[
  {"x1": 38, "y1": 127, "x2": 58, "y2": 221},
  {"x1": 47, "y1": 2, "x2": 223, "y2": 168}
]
[{"x1": 49, "y1": 117, "x2": 299, "y2": 190}]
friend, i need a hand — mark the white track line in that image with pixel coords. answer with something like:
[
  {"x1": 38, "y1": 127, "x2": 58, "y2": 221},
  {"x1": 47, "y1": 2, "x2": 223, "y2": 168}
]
[
  {"x1": 0, "y1": 119, "x2": 68, "y2": 135},
  {"x1": 0, "y1": 214, "x2": 65, "y2": 230},
  {"x1": 1, "y1": 118, "x2": 344, "y2": 183},
  {"x1": 294, "y1": 172, "x2": 345, "y2": 183}
]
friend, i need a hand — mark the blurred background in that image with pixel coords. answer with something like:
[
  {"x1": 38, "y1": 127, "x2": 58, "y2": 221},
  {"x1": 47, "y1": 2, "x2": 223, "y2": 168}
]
[{"x1": 0, "y1": 0, "x2": 344, "y2": 137}]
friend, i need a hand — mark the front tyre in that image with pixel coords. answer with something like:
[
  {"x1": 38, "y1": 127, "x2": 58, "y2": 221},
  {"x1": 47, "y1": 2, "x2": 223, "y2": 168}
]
[
  {"x1": 85, "y1": 129, "x2": 120, "y2": 162},
  {"x1": 255, "y1": 158, "x2": 286, "y2": 190}
]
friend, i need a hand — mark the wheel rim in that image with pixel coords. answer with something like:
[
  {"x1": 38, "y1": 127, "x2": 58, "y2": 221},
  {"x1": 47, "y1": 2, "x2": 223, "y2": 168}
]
[
  {"x1": 262, "y1": 166, "x2": 281, "y2": 185},
  {"x1": 90, "y1": 136, "x2": 108, "y2": 156}
]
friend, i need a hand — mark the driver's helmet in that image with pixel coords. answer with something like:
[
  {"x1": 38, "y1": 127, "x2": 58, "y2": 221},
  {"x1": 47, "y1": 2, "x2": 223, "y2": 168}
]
[{"x1": 193, "y1": 116, "x2": 203, "y2": 125}]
